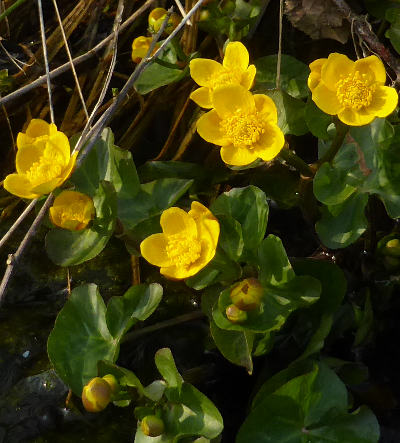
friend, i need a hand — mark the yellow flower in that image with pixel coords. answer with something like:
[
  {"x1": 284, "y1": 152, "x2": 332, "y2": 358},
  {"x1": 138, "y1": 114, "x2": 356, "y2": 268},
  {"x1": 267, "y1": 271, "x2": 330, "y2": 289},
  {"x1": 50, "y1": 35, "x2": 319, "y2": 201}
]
[
  {"x1": 140, "y1": 201, "x2": 220, "y2": 279},
  {"x1": 196, "y1": 84, "x2": 285, "y2": 166},
  {"x1": 189, "y1": 41, "x2": 256, "y2": 108},
  {"x1": 148, "y1": 7, "x2": 180, "y2": 35},
  {"x1": 49, "y1": 190, "x2": 95, "y2": 231},
  {"x1": 4, "y1": 119, "x2": 77, "y2": 199},
  {"x1": 131, "y1": 36, "x2": 154, "y2": 63},
  {"x1": 308, "y1": 53, "x2": 398, "y2": 126}
]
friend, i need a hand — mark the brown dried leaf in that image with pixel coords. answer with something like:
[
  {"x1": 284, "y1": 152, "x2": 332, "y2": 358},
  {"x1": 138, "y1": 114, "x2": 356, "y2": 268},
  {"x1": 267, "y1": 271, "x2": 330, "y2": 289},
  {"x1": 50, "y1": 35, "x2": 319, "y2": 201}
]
[{"x1": 285, "y1": 0, "x2": 350, "y2": 44}]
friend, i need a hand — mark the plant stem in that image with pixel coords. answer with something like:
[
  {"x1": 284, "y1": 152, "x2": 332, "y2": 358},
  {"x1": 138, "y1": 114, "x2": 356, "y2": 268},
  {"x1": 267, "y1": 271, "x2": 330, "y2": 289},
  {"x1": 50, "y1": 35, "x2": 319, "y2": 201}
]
[
  {"x1": 279, "y1": 146, "x2": 314, "y2": 177},
  {"x1": 122, "y1": 311, "x2": 205, "y2": 343},
  {"x1": 317, "y1": 120, "x2": 348, "y2": 166},
  {"x1": 0, "y1": 0, "x2": 28, "y2": 23}
]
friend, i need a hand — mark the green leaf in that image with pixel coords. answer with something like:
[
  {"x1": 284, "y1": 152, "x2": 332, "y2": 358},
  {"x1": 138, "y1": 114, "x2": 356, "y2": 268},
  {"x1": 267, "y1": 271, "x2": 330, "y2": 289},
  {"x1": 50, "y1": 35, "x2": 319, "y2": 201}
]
[
  {"x1": 216, "y1": 215, "x2": 244, "y2": 262},
  {"x1": 106, "y1": 283, "x2": 163, "y2": 339},
  {"x1": 47, "y1": 284, "x2": 116, "y2": 395},
  {"x1": 239, "y1": 362, "x2": 379, "y2": 443},
  {"x1": 316, "y1": 193, "x2": 369, "y2": 249},
  {"x1": 119, "y1": 178, "x2": 193, "y2": 230},
  {"x1": 365, "y1": 0, "x2": 400, "y2": 18},
  {"x1": 45, "y1": 181, "x2": 117, "y2": 266},
  {"x1": 263, "y1": 89, "x2": 308, "y2": 136},
  {"x1": 0, "y1": 69, "x2": 14, "y2": 94},
  {"x1": 155, "y1": 348, "x2": 183, "y2": 390},
  {"x1": 304, "y1": 98, "x2": 333, "y2": 140},
  {"x1": 292, "y1": 259, "x2": 347, "y2": 360},
  {"x1": 210, "y1": 186, "x2": 269, "y2": 262},
  {"x1": 254, "y1": 54, "x2": 309, "y2": 99},
  {"x1": 386, "y1": 7, "x2": 400, "y2": 55}
]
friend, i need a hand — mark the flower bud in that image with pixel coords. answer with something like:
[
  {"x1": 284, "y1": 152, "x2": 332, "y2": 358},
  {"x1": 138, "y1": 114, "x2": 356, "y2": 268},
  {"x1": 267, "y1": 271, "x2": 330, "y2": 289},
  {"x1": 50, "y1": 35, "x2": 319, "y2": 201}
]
[
  {"x1": 102, "y1": 374, "x2": 119, "y2": 395},
  {"x1": 141, "y1": 415, "x2": 165, "y2": 437},
  {"x1": 82, "y1": 377, "x2": 112, "y2": 413},
  {"x1": 383, "y1": 238, "x2": 400, "y2": 257},
  {"x1": 199, "y1": 10, "x2": 210, "y2": 21},
  {"x1": 230, "y1": 278, "x2": 263, "y2": 311},
  {"x1": 131, "y1": 36, "x2": 154, "y2": 63},
  {"x1": 226, "y1": 304, "x2": 247, "y2": 324},
  {"x1": 148, "y1": 8, "x2": 180, "y2": 34}
]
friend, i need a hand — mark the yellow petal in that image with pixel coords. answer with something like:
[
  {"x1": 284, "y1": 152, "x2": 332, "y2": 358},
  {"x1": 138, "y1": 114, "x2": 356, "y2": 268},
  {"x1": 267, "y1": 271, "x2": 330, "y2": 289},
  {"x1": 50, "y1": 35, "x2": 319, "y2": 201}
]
[
  {"x1": 3, "y1": 173, "x2": 38, "y2": 199},
  {"x1": 188, "y1": 201, "x2": 215, "y2": 222},
  {"x1": 220, "y1": 144, "x2": 259, "y2": 166},
  {"x1": 31, "y1": 177, "x2": 63, "y2": 195},
  {"x1": 312, "y1": 83, "x2": 342, "y2": 115},
  {"x1": 337, "y1": 108, "x2": 375, "y2": 126},
  {"x1": 367, "y1": 85, "x2": 398, "y2": 118},
  {"x1": 213, "y1": 84, "x2": 255, "y2": 118},
  {"x1": 160, "y1": 207, "x2": 197, "y2": 237},
  {"x1": 223, "y1": 41, "x2": 249, "y2": 72},
  {"x1": 241, "y1": 64, "x2": 256, "y2": 90},
  {"x1": 47, "y1": 132, "x2": 71, "y2": 164},
  {"x1": 321, "y1": 53, "x2": 354, "y2": 91},
  {"x1": 25, "y1": 119, "x2": 52, "y2": 138},
  {"x1": 190, "y1": 87, "x2": 213, "y2": 108},
  {"x1": 196, "y1": 110, "x2": 227, "y2": 145},
  {"x1": 15, "y1": 143, "x2": 45, "y2": 174},
  {"x1": 140, "y1": 233, "x2": 173, "y2": 268},
  {"x1": 58, "y1": 152, "x2": 78, "y2": 184},
  {"x1": 308, "y1": 58, "x2": 327, "y2": 91},
  {"x1": 254, "y1": 123, "x2": 285, "y2": 161},
  {"x1": 354, "y1": 55, "x2": 386, "y2": 85},
  {"x1": 16, "y1": 133, "x2": 34, "y2": 149},
  {"x1": 189, "y1": 58, "x2": 224, "y2": 87},
  {"x1": 189, "y1": 202, "x2": 220, "y2": 248},
  {"x1": 254, "y1": 94, "x2": 278, "y2": 123}
]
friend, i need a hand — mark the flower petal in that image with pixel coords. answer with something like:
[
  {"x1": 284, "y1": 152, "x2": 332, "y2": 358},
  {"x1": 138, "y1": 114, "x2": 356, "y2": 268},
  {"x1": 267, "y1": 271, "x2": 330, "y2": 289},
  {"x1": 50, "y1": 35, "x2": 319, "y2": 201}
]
[
  {"x1": 254, "y1": 124, "x2": 285, "y2": 161},
  {"x1": 312, "y1": 82, "x2": 342, "y2": 115},
  {"x1": 16, "y1": 133, "x2": 34, "y2": 149},
  {"x1": 57, "y1": 152, "x2": 78, "y2": 184},
  {"x1": 213, "y1": 84, "x2": 255, "y2": 118},
  {"x1": 189, "y1": 58, "x2": 224, "y2": 87},
  {"x1": 46, "y1": 132, "x2": 71, "y2": 164},
  {"x1": 367, "y1": 85, "x2": 398, "y2": 118},
  {"x1": 220, "y1": 144, "x2": 259, "y2": 166},
  {"x1": 354, "y1": 55, "x2": 386, "y2": 85},
  {"x1": 15, "y1": 143, "x2": 45, "y2": 174},
  {"x1": 25, "y1": 119, "x2": 53, "y2": 138},
  {"x1": 308, "y1": 58, "x2": 327, "y2": 91},
  {"x1": 140, "y1": 233, "x2": 173, "y2": 268},
  {"x1": 160, "y1": 207, "x2": 197, "y2": 237},
  {"x1": 337, "y1": 108, "x2": 375, "y2": 126},
  {"x1": 196, "y1": 110, "x2": 227, "y2": 145},
  {"x1": 189, "y1": 202, "x2": 220, "y2": 250},
  {"x1": 31, "y1": 177, "x2": 64, "y2": 195},
  {"x1": 241, "y1": 64, "x2": 256, "y2": 90},
  {"x1": 190, "y1": 87, "x2": 213, "y2": 108},
  {"x1": 223, "y1": 41, "x2": 249, "y2": 72},
  {"x1": 321, "y1": 53, "x2": 354, "y2": 90},
  {"x1": 3, "y1": 174, "x2": 38, "y2": 199},
  {"x1": 254, "y1": 94, "x2": 278, "y2": 123}
]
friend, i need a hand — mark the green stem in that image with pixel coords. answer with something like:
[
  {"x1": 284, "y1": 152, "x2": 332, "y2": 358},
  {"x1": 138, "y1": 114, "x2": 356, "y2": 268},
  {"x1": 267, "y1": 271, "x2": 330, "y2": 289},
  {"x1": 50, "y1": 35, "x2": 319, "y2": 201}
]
[
  {"x1": 121, "y1": 311, "x2": 205, "y2": 344},
  {"x1": 0, "y1": 0, "x2": 29, "y2": 23},
  {"x1": 317, "y1": 120, "x2": 348, "y2": 166},
  {"x1": 279, "y1": 147, "x2": 314, "y2": 177}
]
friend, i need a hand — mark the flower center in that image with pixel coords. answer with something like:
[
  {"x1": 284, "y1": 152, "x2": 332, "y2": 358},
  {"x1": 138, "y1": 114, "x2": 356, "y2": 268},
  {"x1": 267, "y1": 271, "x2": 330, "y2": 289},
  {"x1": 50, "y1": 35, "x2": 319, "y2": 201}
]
[
  {"x1": 220, "y1": 110, "x2": 264, "y2": 147},
  {"x1": 25, "y1": 145, "x2": 65, "y2": 186},
  {"x1": 336, "y1": 72, "x2": 375, "y2": 110},
  {"x1": 211, "y1": 70, "x2": 240, "y2": 89},
  {"x1": 166, "y1": 233, "x2": 202, "y2": 268}
]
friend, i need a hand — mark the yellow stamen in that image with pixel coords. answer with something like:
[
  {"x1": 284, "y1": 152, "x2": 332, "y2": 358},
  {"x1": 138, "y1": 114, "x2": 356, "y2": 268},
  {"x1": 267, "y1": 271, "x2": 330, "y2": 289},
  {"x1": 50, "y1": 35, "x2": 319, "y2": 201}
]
[
  {"x1": 166, "y1": 232, "x2": 201, "y2": 268},
  {"x1": 336, "y1": 72, "x2": 375, "y2": 110},
  {"x1": 220, "y1": 110, "x2": 264, "y2": 147}
]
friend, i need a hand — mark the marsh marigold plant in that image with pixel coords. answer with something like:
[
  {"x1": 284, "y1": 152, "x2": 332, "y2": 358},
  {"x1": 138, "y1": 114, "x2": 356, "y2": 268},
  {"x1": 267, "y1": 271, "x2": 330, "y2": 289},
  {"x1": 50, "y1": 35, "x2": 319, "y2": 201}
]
[
  {"x1": 308, "y1": 53, "x2": 398, "y2": 126},
  {"x1": 140, "y1": 201, "x2": 219, "y2": 279},
  {"x1": 148, "y1": 7, "x2": 180, "y2": 35},
  {"x1": 4, "y1": 119, "x2": 77, "y2": 199},
  {"x1": 49, "y1": 190, "x2": 95, "y2": 231},
  {"x1": 131, "y1": 36, "x2": 154, "y2": 63},
  {"x1": 189, "y1": 41, "x2": 256, "y2": 108},
  {"x1": 196, "y1": 84, "x2": 285, "y2": 166}
]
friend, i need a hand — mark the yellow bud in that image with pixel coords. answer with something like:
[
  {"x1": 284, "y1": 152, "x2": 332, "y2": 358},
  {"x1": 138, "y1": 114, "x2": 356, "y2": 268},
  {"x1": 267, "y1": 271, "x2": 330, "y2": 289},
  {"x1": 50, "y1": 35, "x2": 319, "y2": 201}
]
[
  {"x1": 82, "y1": 377, "x2": 112, "y2": 413},
  {"x1": 102, "y1": 374, "x2": 119, "y2": 395},
  {"x1": 141, "y1": 415, "x2": 165, "y2": 437},
  {"x1": 226, "y1": 304, "x2": 247, "y2": 324},
  {"x1": 131, "y1": 36, "x2": 154, "y2": 63},
  {"x1": 199, "y1": 10, "x2": 210, "y2": 21},
  {"x1": 384, "y1": 238, "x2": 400, "y2": 257},
  {"x1": 148, "y1": 7, "x2": 180, "y2": 34},
  {"x1": 230, "y1": 278, "x2": 263, "y2": 311}
]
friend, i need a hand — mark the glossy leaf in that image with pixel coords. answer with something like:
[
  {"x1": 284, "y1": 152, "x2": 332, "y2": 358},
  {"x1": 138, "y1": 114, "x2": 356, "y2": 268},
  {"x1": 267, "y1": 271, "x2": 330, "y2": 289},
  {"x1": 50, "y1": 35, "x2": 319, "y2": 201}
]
[{"x1": 155, "y1": 348, "x2": 183, "y2": 390}]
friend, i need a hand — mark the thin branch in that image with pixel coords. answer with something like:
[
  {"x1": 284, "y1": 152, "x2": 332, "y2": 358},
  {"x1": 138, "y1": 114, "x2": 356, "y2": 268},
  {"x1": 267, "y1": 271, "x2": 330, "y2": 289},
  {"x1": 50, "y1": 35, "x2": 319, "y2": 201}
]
[
  {"x1": 173, "y1": 0, "x2": 192, "y2": 26},
  {"x1": 0, "y1": 199, "x2": 37, "y2": 250},
  {"x1": 51, "y1": 0, "x2": 89, "y2": 121},
  {"x1": 37, "y1": 0, "x2": 54, "y2": 123},
  {"x1": 0, "y1": 194, "x2": 54, "y2": 306},
  {"x1": 0, "y1": 0, "x2": 157, "y2": 107},
  {"x1": 73, "y1": 0, "x2": 124, "y2": 154},
  {"x1": 276, "y1": 0, "x2": 283, "y2": 89},
  {"x1": 0, "y1": 0, "x2": 28, "y2": 23}
]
